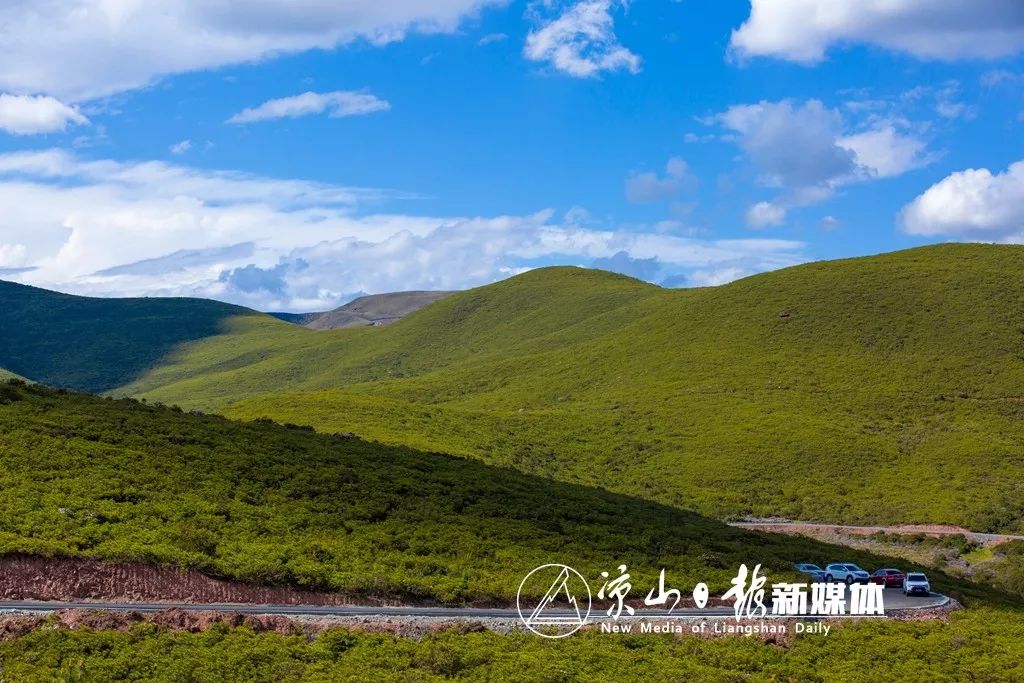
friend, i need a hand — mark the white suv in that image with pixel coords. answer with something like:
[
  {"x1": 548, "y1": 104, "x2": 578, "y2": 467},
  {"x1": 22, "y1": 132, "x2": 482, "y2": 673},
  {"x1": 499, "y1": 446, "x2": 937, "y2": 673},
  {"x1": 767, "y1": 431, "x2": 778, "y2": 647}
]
[
  {"x1": 824, "y1": 563, "x2": 870, "y2": 584},
  {"x1": 903, "y1": 573, "x2": 931, "y2": 596}
]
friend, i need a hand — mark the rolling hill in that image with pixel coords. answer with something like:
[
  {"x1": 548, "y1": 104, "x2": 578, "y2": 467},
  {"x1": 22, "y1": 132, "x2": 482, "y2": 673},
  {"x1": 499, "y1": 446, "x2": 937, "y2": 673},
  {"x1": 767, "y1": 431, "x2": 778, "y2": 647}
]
[
  {"x1": 116, "y1": 244, "x2": 1024, "y2": 531},
  {"x1": 5, "y1": 245, "x2": 1024, "y2": 531},
  {"x1": 0, "y1": 280, "x2": 261, "y2": 393}
]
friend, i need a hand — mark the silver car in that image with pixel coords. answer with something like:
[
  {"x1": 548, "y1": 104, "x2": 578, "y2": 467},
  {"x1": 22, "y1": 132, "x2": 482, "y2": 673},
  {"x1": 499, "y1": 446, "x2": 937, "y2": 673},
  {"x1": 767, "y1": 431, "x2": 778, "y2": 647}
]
[
  {"x1": 903, "y1": 572, "x2": 931, "y2": 596},
  {"x1": 825, "y1": 563, "x2": 870, "y2": 584}
]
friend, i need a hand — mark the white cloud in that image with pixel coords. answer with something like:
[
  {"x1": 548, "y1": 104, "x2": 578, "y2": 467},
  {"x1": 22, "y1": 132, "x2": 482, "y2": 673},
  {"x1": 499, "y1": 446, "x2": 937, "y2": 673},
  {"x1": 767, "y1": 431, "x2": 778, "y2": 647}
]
[
  {"x1": 683, "y1": 132, "x2": 714, "y2": 144},
  {"x1": 900, "y1": 81, "x2": 975, "y2": 121},
  {"x1": 0, "y1": 243, "x2": 28, "y2": 267},
  {"x1": 731, "y1": 0, "x2": 1024, "y2": 63},
  {"x1": 819, "y1": 215, "x2": 841, "y2": 231},
  {"x1": 169, "y1": 140, "x2": 192, "y2": 155},
  {"x1": 0, "y1": 149, "x2": 806, "y2": 309},
  {"x1": 0, "y1": 94, "x2": 88, "y2": 135},
  {"x1": 719, "y1": 99, "x2": 855, "y2": 194},
  {"x1": 717, "y1": 99, "x2": 930, "y2": 212},
  {"x1": 688, "y1": 266, "x2": 753, "y2": 287},
  {"x1": 981, "y1": 69, "x2": 1022, "y2": 87},
  {"x1": 477, "y1": 32, "x2": 508, "y2": 45},
  {"x1": 625, "y1": 157, "x2": 694, "y2": 203},
  {"x1": 901, "y1": 161, "x2": 1024, "y2": 239},
  {"x1": 745, "y1": 201, "x2": 785, "y2": 228},
  {"x1": 228, "y1": 91, "x2": 391, "y2": 124},
  {"x1": 0, "y1": 1, "x2": 504, "y2": 101},
  {"x1": 524, "y1": 1, "x2": 640, "y2": 78},
  {"x1": 837, "y1": 125, "x2": 931, "y2": 179}
]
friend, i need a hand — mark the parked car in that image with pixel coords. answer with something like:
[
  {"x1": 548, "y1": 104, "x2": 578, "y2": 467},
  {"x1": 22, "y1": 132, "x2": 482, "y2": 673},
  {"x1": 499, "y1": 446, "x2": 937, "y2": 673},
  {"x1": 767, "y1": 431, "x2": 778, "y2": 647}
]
[
  {"x1": 870, "y1": 568, "x2": 906, "y2": 587},
  {"x1": 903, "y1": 572, "x2": 931, "y2": 596},
  {"x1": 824, "y1": 563, "x2": 870, "y2": 584},
  {"x1": 794, "y1": 563, "x2": 827, "y2": 581}
]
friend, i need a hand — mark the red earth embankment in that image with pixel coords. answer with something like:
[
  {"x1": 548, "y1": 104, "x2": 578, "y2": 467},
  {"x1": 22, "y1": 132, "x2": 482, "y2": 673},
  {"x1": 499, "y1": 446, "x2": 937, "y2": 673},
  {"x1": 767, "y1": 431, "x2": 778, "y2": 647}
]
[{"x1": 0, "y1": 554, "x2": 363, "y2": 605}]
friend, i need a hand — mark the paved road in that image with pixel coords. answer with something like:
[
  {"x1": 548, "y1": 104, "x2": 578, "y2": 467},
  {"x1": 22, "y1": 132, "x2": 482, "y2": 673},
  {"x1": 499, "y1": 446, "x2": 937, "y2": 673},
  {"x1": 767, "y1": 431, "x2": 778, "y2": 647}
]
[
  {"x1": 0, "y1": 589, "x2": 947, "y2": 618},
  {"x1": 732, "y1": 522, "x2": 1024, "y2": 546}
]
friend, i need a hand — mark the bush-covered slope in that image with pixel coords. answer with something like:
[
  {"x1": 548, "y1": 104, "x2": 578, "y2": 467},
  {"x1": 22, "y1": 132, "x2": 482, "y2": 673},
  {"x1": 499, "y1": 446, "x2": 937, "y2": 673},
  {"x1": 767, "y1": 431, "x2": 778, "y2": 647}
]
[
  {"x1": 0, "y1": 380, "x2": 997, "y2": 606},
  {"x1": 120, "y1": 244, "x2": 1024, "y2": 531},
  {"x1": 4, "y1": 610, "x2": 1024, "y2": 682},
  {"x1": 0, "y1": 280, "x2": 264, "y2": 393}
]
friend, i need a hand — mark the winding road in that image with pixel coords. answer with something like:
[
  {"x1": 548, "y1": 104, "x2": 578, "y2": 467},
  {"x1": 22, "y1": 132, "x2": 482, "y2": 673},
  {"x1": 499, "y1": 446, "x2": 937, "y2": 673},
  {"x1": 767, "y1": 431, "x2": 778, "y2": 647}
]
[
  {"x1": 731, "y1": 522, "x2": 1024, "y2": 546},
  {"x1": 0, "y1": 589, "x2": 948, "y2": 618}
]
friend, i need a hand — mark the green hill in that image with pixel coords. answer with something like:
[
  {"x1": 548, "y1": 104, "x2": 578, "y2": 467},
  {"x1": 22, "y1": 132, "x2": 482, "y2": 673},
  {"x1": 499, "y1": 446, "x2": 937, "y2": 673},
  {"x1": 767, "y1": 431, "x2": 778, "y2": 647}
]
[
  {"x1": 4, "y1": 379, "x2": 989, "y2": 605},
  {"x1": 116, "y1": 244, "x2": 1024, "y2": 532},
  {"x1": 0, "y1": 280, "x2": 261, "y2": 393}
]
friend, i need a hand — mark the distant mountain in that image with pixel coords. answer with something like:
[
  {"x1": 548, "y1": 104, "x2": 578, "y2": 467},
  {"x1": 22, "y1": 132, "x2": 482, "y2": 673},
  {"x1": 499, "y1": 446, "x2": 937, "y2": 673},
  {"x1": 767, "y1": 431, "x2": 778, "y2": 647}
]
[
  {"x1": 0, "y1": 280, "x2": 263, "y2": 393},
  {"x1": 270, "y1": 291, "x2": 456, "y2": 330}
]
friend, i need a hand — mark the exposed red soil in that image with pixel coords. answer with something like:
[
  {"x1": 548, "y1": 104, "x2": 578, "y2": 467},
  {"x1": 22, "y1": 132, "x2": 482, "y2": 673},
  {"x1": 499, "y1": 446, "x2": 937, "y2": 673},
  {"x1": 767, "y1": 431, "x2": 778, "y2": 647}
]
[
  {"x1": 0, "y1": 553, "x2": 370, "y2": 606},
  {"x1": 0, "y1": 554, "x2": 737, "y2": 609}
]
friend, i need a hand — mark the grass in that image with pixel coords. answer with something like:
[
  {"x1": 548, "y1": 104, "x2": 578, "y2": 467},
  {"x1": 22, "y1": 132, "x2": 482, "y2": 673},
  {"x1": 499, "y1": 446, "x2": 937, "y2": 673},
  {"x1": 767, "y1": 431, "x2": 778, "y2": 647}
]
[
  {"x1": 114, "y1": 244, "x2": 1024, "y2": 532},
  {"x1": 1, "y1": 609, "x2": 1023, "y2": 681},
  {"x1": 0, "y1": 380, "x2": 1010, "y2": 607},
  {"x1": 965, "y1": 547, "x2": 996, "y2": 566}
]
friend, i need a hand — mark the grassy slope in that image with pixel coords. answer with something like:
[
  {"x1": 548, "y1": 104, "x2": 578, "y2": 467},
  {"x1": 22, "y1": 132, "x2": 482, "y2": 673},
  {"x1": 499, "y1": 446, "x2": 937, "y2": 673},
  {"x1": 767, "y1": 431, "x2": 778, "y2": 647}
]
[
  {"x1": 0, "y1": 380, "x2": 1003, "y2": 607},
  {"x1": 0, "y1": 280, "x2": 260, "y2": 393},
  {"x1": 3, "y1": 611, "x2": 1024, "y2": 682},
  {"x1": 121, "y1": 244, "x2": 1024, "y2": 532}
]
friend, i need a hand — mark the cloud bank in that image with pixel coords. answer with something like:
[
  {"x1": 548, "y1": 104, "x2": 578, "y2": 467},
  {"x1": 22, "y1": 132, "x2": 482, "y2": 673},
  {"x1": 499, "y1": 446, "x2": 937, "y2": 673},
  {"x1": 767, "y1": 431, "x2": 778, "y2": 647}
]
[
  {"x1": 0, "y1": 150, "x2": 806, "y2": 310},
  {"x1": 0, "y1": 1, "x2": 505, "y2": 101},
  {"x1": 731, "y1": 0, "x2": 1024, "y2": 63}
]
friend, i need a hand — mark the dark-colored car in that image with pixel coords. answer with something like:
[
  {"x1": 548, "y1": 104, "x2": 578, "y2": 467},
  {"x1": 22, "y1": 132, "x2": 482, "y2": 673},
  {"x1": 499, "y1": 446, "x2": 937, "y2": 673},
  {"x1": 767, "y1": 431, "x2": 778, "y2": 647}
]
[
  {"x1": 794, "y1": 563, "x2": 827, "y2": 582},
  {"x1": 870, "y1": 568, "x2": 905, "y2": 587}
]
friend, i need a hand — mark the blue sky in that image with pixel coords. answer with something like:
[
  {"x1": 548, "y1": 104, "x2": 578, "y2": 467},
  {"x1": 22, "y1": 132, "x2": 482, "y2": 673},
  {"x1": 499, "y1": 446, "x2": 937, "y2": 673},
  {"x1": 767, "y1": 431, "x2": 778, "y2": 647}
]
[{"x1": 0, "y1": 1, "x2": 1022, "y2": 311}]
